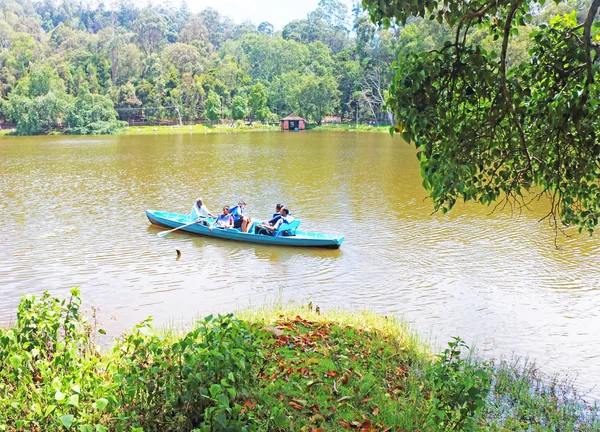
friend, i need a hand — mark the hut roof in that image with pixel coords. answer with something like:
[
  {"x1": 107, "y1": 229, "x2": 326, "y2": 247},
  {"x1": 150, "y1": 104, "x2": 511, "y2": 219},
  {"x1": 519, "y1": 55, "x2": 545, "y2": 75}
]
[{"x1": 280, "y1": 114, "x2": 306, "y2": 121}]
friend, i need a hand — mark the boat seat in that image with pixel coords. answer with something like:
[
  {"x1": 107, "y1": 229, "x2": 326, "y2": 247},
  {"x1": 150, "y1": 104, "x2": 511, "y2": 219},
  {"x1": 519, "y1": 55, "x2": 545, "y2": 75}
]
[
  {"x1": 255, "y1": 219, "x2": 300, "y2": 237},
  {"x1": 276, "y1": 219, "x2": 300, "y2": 237}
]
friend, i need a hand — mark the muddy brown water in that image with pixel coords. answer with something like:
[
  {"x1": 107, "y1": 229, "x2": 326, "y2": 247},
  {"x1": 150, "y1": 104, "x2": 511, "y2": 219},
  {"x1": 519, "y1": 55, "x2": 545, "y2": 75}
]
[{"x1": 1, "y1": 131, "x2": 599, "y2": 397}]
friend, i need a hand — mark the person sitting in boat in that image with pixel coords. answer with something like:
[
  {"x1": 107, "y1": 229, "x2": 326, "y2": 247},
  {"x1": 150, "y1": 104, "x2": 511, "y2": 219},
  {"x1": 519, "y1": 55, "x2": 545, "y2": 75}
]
[
  {"x1": 258, "y1": 207, "x2": 293, "y2": 234},
  {"x1": 268, "y1": 204, "x2": 284, "y2": 225},
  {"x1": 229, "y1": 200, "x2": 253, "y2": 233},
  {"x1": 190, "y1": 198, "x2": 214, "y2": 223},
  {"x1": 209, "y1": 206, "x2": 234, "y2": 230}
]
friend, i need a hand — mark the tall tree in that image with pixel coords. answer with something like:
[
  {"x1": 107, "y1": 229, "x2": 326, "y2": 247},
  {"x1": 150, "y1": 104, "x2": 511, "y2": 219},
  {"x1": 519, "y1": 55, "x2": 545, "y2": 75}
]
[
  {"x1": 132, "y1": 8, "x2": 167, "y2": 54},
  {"x1": 257, "y1": 21, "x2": 274, "y2": 34},
  {"x1": 205, "y1": 89, "x2": 221, "y2": 123},
  {"x1": 298, "y1": 75, "x2": 340, "y2": 124},
  {"x1": 199, "y1": 8, "x2": 233, "y2": 50},
  {"x1": 231, "y1": 94, "x2": 247, "y2": 120},
  {"x1": 179, "y1": 13, "x2": 213, "y2": 53},
  {"x1": 248, "y1": 82, "x2": 269, "y2": 123}
]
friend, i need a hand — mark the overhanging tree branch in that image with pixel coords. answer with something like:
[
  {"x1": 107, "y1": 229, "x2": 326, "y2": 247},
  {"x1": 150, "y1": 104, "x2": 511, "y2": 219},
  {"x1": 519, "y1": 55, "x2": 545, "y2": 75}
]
[{"x1": 584, "y1": 0, "x2": 600, "y2": 85}]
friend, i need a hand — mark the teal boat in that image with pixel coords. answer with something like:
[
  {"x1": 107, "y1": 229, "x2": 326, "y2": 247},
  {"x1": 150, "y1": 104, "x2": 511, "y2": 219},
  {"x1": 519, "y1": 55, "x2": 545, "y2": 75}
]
[{"x1": 146, "y1": 210, "x2": 344, "y2": 249}]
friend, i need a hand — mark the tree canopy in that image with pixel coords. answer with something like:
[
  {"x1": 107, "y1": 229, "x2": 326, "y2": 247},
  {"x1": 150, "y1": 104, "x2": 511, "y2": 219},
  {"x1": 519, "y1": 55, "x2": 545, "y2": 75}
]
[
  {"x1": 363, "y1": 0, "x2": 600, "y2": 234},
  {"x1": 0, "y1": 0, "x2": 419, "y2": 133}
]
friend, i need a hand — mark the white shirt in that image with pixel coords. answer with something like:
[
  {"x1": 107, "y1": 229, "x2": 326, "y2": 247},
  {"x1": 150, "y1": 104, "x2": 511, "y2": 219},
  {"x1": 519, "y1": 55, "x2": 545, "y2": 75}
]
[{"x1": 190, "y1": 203, "x2": 211, "y2": 219}]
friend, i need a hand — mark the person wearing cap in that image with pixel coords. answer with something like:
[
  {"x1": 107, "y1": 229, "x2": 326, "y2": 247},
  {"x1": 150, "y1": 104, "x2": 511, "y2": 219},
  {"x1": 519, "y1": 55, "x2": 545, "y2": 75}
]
[
  {"x1": 229, "y1": 200, "x2": 253, "y2": 233},
  {"x1": 190, "y1": 198, "x2": 214, "y2": 223}
]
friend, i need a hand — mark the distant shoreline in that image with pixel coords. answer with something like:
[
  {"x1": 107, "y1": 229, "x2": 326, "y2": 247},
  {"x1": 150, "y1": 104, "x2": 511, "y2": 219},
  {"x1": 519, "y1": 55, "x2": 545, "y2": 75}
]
[{"x1": 0, "y1": 123, "x2": 392, "y2": 137}]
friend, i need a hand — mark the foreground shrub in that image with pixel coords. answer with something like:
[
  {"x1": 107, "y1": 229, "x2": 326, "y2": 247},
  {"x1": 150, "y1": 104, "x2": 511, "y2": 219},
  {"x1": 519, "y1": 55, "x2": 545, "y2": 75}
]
[
  {"x1": 112, "y1": 314, "x2": 261, "y2": 431},
  {"x1": 425, "y1": 337, "x2": 492, "y2": 430},
  {"x1": 0, "y1": 291, "x2": 264, "y2": 431},
  {"x1": 1, "y1": 292, "x2": 598, "y2": 431},
  {"x1": 0, "y1": 289, "x2": 111, "y2": 430}
]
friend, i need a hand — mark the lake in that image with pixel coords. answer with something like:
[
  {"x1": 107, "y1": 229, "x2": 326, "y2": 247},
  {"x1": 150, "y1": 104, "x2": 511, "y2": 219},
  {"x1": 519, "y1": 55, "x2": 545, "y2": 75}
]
[{"x1": 1, "y1": 130, "x2": 599, "y2": 397}]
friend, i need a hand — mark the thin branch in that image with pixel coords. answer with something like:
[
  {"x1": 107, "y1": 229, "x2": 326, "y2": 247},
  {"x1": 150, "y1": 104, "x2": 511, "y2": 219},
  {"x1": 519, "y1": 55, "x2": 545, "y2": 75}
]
[
  {"x1": 500, "y1": 0, "x2": 532, "y2": 169},
  {"x1": 584, "y1": 0, "x2": 600, "y2": 85}
]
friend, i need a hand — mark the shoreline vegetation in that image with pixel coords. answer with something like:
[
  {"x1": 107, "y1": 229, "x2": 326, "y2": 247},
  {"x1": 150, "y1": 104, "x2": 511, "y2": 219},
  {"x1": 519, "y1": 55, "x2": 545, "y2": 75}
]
[
  {"x1": 0, "y1": 123, "x2": 391, "y2": 137},
  {"x1": 1, "y1": 290, "x2": 598, "y2": 431},
  {"x1": 311, "y1": 124, "x2": 391, "y2": 133}
]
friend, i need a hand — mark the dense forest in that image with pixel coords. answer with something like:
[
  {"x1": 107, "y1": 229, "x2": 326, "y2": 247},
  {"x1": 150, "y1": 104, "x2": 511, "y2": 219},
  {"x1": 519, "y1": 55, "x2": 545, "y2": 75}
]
[{"x1": 0, "y1": 0, "x2": 590, "y2": 135}]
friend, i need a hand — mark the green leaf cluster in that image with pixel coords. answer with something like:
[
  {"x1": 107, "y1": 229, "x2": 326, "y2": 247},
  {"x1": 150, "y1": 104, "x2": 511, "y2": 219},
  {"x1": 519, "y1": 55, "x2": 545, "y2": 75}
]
[
  {"x1": 363, "y1": 0, "x2": 600, "y2": 233},
  {"x1": 425, "y1": 337, "x2": 492, "y2": 430},
  {"x1": 0, "y1": 289, "x2": 112, "y2": 431}
]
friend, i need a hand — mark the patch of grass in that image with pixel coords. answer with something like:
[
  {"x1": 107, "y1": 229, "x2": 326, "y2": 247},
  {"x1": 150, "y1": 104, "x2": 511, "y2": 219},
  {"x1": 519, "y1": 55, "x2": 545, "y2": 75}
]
[
  {"x1": 245, "y1": 312, "x2": 431, "y2": 430},
  {"x1": 119, "y1": 123, "x2": 279, "y2": 135},
  {"x1": 239, "y1": 304, "x2": 600, "y2": 431},
  {"x1": 484, "y1": 357, "x2": 600, "y2": 431},
  {"x1": 311, "y1": 124, "x2": 391, "y2": 133}
]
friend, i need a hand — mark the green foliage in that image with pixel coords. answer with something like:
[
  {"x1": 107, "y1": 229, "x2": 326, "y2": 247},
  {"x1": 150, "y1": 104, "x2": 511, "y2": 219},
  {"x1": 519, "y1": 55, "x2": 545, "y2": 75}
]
[
  {"x1": 2, "y1": 92, "x2": 72, "y2": 135},
  {"x1": 0, "y1": 291, "x2": 265, "y2": 431},
  {"x1": 298, "y1": 74, "x2": 340, "y2": 124},
  {"x1": 363, "y1": 0, "x2": 600, "y2": 233},
  {"x1": 132, "y1": 8, "x2": 168, "y2": 54},
  {"x1": 231, "y1": 95, "x2": 247, "y2": 120},
  {"x1": 425, "y1": 337, "x2": 491, "y2": 430},
  {"x1": 0, "y1": 1, "x2": 410, "y2": 134},
  {"x1": 65, "y1": 89, "x2": 125, "y2": 135},
  {"x1": 1, "y1": 292, "x2": 599, "y2": 430},
  {"x1": 248, "y1": 83, "x2": 269, "y2": 123},
  {"x1": 0, "y1": 289, "x2": 110, "y2": 430},
  {"x1": 205, "y1": 90, "x2": 222, "y2": 122},
  {"x1": 113, "y1": 313, "x2": 262, "y2": 431}
]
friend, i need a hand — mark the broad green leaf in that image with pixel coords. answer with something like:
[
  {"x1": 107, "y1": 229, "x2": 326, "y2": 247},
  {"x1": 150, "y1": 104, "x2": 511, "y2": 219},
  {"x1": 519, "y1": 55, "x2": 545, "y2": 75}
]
[
  {"x1": 95, "y1": 398, "x2": 108, "y2": 412},
  {"x1": 45, "y1": 404, "x2": 56, "y2": 416},
  {"x1": 60, "y1": 414, "x2": 74, "y2": 428}
]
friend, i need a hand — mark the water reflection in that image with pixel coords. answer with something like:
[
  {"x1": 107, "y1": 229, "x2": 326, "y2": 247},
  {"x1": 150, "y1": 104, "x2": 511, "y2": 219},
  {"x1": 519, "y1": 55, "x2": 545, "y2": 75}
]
[{"x1": 1, "y1": 131, "x2": 600, "y2": 398}]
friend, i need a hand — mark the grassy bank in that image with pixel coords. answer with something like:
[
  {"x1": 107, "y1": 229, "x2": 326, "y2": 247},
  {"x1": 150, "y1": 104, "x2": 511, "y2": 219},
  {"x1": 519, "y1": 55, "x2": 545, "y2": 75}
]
[
  {"x1": 0, "y1": 123, "x2": 279, "y2": 137},
  {"x1": 0, "y1": 123, "x2": 393, "y2": 137},
  {"x1": 1, "y1": 291, "x2": 598, "y2": 431},
  {"x1": 119, "y1": 124, "x2": 280, "y2": 136},
  {"x1": 311, "y1": 124, "x2": 391, "y2": 133}
]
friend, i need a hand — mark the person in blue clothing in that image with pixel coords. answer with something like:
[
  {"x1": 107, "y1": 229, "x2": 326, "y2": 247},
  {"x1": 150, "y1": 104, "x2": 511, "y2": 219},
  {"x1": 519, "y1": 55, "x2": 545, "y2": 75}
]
[
  {"x1": 268, "y1": 204, "x2": 284, "y2": 226},
  {"x1": 229, "y1": 200, "x2": 253, "y2": 233},
  {"x1": 259, "y1": 207, "x2": 292, "y2": 233},
  {"x1": 209, "y1": 206, "x2": 234, "y2": 230}
]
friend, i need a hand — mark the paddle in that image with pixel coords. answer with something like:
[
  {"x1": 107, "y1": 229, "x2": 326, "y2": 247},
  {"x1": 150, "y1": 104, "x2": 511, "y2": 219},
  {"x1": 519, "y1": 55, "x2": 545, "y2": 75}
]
[{"x1": 157, "y1": 219, "x2": 201, "y2": 238}]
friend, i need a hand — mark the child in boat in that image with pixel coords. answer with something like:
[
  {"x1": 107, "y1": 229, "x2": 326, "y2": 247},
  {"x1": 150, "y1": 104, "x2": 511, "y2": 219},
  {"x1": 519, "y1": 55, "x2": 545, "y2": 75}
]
[{"x1": 209, "y1": 207, "x2": 234, "y2": 230}]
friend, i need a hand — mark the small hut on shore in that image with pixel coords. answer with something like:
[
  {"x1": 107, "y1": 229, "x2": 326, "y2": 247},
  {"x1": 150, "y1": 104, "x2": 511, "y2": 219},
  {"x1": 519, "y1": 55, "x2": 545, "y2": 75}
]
[{"x1": 280, "y1": 114, "x2": 306, "y2": 131}]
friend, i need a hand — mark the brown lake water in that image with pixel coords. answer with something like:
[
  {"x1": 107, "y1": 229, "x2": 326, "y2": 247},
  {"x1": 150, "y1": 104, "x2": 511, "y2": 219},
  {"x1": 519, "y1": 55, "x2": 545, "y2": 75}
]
[{"x1": 1, "y1": 131, "x2": 599, "y2": 397}]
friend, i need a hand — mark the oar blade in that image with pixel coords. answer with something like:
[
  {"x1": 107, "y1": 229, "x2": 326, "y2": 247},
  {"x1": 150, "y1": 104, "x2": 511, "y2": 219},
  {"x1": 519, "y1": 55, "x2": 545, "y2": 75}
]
[{"x1": 157, "y1": 231, "x2": 169, "y2": 238}]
